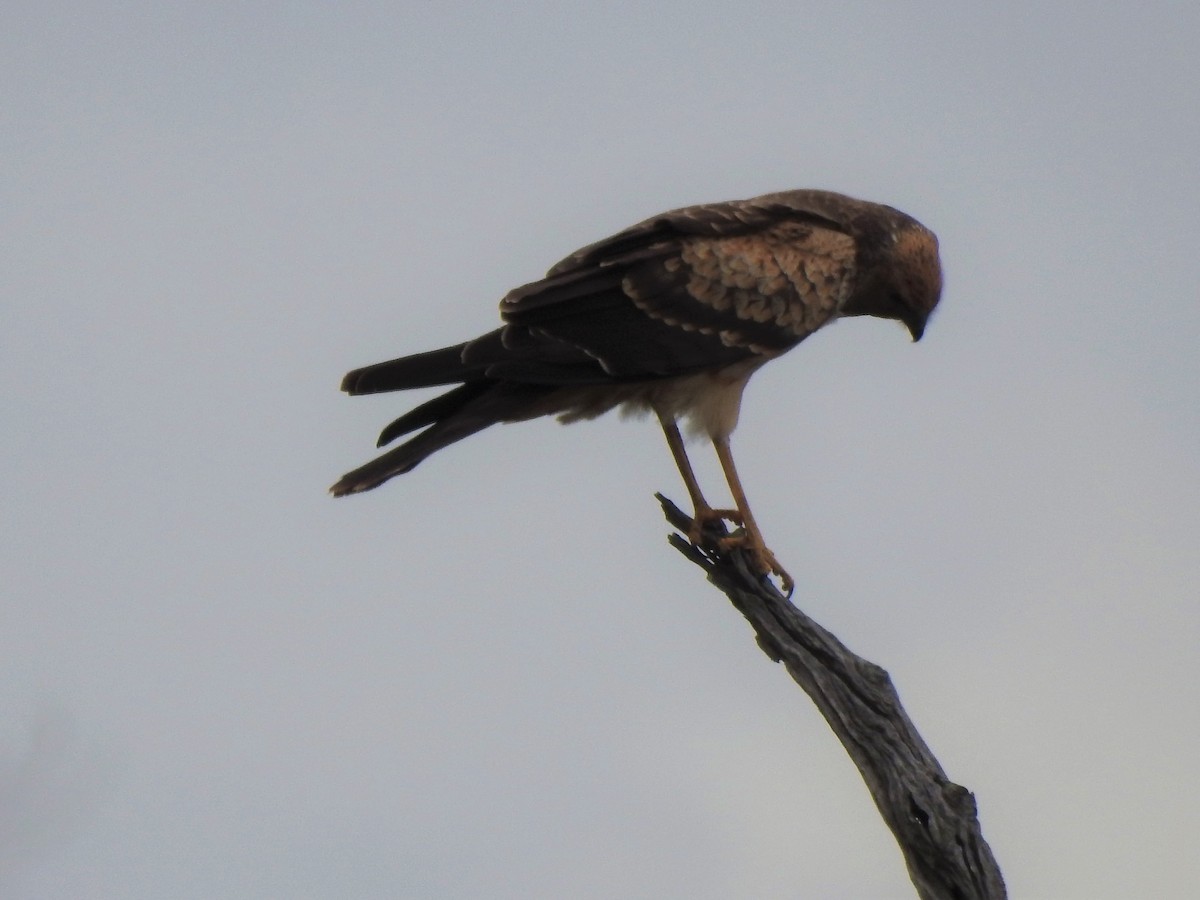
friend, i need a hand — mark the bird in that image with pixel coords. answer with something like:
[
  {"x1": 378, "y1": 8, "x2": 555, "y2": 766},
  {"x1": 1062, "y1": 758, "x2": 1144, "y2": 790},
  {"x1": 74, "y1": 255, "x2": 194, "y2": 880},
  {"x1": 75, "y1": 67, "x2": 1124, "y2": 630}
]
[{"x1": 331, "y1": 189, "x2": 942, "y2": 594}]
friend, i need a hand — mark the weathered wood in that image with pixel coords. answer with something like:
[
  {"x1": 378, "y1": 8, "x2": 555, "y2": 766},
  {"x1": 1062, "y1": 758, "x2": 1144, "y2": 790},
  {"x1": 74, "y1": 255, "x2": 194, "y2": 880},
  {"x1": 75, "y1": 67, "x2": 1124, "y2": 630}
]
[{"x1": 658, "y1": 494, "x2": 1006, "y2": 900}]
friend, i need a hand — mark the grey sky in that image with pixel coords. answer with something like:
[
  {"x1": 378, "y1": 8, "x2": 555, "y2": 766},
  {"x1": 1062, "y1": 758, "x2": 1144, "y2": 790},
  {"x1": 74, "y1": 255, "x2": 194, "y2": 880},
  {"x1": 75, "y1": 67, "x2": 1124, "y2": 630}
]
[{"x1": 3, "y1": 2, "x2": 1198, "y2": 897}]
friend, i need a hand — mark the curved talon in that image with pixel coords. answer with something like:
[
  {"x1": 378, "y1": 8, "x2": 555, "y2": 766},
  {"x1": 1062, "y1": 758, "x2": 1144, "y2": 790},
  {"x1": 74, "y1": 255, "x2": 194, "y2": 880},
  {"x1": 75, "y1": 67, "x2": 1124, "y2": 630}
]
[
  {"x1": 717, "y1": 533, "x2": 795, "y2": 597},
  {"x1": 761, "y1": 551, "x2": 795, "y2": 598}
]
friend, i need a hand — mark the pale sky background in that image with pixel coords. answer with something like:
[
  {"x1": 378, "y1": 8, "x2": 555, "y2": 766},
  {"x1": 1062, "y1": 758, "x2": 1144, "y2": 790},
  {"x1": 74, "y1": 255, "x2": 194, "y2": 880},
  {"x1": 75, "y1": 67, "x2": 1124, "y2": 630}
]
[{"x1": 3, "y1": 3, "x2": 1198, "y2": 898}]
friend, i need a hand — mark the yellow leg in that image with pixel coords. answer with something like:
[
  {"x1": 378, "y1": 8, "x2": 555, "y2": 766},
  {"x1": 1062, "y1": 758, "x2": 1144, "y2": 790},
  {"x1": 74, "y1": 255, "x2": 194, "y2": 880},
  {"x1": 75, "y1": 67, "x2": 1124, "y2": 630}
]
[
  {"x1": 712, "y1": 436, "x2": 794, "y2": 596},
  {"x1": 656, "y1": 412, "x2": 741, "y2": 543}
]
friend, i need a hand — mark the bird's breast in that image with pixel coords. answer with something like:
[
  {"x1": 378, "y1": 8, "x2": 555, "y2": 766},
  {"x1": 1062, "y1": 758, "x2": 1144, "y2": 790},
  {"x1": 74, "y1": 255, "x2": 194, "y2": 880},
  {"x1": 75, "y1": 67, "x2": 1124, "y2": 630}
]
[{"x1": 638, "y1": 358, "x2": 767, "y2": 440}]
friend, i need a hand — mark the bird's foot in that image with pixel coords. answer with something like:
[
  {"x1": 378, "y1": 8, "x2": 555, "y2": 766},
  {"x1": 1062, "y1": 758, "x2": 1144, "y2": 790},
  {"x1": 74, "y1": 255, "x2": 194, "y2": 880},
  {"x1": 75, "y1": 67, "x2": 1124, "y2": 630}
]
[
  {"x1": 686, "y1": 506, "x2": 743, "y2": 545},
  {"x1": 683, "y1": 506, "x2": 794, "y2": 596},
  {"x1": 717, "y1": 533, "x2": 795, "y2": 598}
]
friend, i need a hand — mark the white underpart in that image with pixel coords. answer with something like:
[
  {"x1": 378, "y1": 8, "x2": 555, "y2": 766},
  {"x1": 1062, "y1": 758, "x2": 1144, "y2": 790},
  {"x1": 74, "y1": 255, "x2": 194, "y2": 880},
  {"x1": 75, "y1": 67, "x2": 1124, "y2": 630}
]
[
  {"x1": 631, "y1": 357, "x2": 767, "y2": 441},
  {"x1": 549, "y1": 358, "x2": 771, "y2": 441}
]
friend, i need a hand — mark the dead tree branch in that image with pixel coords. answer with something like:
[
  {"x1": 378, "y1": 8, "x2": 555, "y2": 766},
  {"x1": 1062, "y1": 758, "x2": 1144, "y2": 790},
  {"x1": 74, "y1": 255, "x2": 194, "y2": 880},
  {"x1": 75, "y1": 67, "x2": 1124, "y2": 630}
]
[{"x1": 658, "y1": 494, "x2": 1006, "y2": 900}]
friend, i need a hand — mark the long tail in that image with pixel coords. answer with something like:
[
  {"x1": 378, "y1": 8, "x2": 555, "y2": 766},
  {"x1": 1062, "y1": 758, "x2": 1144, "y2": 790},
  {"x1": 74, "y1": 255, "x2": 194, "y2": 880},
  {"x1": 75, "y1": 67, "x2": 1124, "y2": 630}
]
[
  {"x1": 331, "y1": 337, "x2": 553, "y2": 496},
  {"x1": 340, "y1": 339, "x2": 486, "y2": 394}
]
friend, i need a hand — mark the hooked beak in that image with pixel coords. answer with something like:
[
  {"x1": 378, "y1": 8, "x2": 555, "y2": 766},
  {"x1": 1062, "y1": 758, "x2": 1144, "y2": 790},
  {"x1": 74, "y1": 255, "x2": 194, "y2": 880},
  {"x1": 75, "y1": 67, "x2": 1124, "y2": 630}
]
[{"x1": 905, "y1": 314, "x2": 927, "y2": 342}]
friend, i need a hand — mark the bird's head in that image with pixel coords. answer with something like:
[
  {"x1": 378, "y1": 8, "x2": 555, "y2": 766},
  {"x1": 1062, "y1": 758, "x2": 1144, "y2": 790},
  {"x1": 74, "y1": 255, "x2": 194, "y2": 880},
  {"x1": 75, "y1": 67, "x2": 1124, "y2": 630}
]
[
  {"x1": 841, "y1": 220, "x2": 943, "y2": 341},
  {"x1": 890, "y1": 223, "x2": 942, "y2": 341}
]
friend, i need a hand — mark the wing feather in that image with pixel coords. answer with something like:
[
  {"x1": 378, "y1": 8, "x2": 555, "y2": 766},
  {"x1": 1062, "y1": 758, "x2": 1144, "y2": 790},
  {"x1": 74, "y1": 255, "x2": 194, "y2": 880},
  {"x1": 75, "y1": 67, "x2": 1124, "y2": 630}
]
[{"x1": 490, "y1": 205, "x2": 860, "y2": 380}]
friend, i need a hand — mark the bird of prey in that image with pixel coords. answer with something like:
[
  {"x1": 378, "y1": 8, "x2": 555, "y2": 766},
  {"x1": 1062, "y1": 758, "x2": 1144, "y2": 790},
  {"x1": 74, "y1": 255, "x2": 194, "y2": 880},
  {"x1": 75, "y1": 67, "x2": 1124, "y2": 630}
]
[{"x1": 332, "y1": 189, "x2": 942, "y2": 593}]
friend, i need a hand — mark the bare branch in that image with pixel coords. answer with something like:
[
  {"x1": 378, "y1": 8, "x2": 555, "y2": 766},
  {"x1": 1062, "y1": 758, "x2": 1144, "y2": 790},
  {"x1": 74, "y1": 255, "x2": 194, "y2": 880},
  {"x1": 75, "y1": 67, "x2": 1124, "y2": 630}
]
[{"x1": 658, "y1": 494, "x2": 1006, "y2": 900}]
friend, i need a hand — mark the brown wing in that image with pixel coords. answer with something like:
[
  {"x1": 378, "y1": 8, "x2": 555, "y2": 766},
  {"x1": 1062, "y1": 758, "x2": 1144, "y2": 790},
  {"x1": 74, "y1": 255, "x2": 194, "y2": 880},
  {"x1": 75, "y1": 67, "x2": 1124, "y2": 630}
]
[
  {"x1": 542, "y1": 188, "x2": 865, "y2": 277},
  {"x1": 474, "y1": 198, "x2": 860, "y2": 384},
  {"x1": 622, "y1": 221, "x2": 856, "y2": 351}
]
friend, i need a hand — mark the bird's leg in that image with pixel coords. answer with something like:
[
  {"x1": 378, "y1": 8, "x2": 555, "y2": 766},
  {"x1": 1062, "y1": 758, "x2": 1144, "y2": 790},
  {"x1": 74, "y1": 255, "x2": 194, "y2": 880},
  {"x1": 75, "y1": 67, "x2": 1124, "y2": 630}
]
[
  {"x1": 712, "y1": 436, "x2": 795, "y2": 596},
  {"x1": 656, "y1": 412, "x2": 741, "y2": 542}
]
